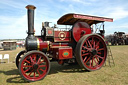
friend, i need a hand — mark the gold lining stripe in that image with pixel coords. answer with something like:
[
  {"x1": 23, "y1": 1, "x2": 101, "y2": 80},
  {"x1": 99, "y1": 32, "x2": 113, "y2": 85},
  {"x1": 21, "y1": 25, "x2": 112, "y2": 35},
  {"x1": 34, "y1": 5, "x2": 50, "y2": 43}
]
[
  {"x1": 59, "y1": 43, "x2": 61, "y2": 46},
  {"x1": 37, "y1": 38, "x2": 40, "y2": 50},
  {"x1": 47, "y1": 41, "x2": 50, "y2": 51}
]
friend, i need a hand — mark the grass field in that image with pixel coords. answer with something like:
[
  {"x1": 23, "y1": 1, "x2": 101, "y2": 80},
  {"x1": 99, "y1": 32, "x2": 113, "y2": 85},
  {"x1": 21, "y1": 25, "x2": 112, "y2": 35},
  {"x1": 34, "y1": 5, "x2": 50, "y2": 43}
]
[{"x1": 0, "y1": 46, "x2": 128, "y2": 85}]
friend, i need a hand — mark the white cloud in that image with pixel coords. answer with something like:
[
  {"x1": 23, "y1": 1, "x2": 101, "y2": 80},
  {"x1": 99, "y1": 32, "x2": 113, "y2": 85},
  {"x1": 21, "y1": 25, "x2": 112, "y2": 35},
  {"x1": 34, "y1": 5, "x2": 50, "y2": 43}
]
[
  {"x1": 107, "y1": 7, "x2": 128, "y2": 20},
  {"x1": 0, "y1": 0, "x2": 25, "y2": 9},
  {"x1": 0, "y1": 14, "x2": 27, "y2": 39},
  {"x1": 72, "y1": 0, "x2": 82, "y2": 2},
  {"x1": 108, "y1": 23, "x2": 128, "y2": 29},
  {"x1": 60, "y1": 0, "x2": 91, "y2": 5},
  {"x1": 0, "y1": 0, "x2": 128, "y2": 39}
]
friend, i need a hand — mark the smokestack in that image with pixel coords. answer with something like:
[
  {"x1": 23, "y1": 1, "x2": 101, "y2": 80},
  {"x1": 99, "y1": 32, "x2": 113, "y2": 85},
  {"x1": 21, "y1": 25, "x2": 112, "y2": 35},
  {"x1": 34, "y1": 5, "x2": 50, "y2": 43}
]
[{"x1": 26, "y1": 5, "x2": 36, "y2": 37}]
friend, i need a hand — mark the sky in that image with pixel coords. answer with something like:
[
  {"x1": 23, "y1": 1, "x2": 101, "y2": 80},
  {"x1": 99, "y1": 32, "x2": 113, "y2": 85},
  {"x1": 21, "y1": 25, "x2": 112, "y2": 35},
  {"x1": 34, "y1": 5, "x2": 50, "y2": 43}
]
[{"x1": 0, "y1": 0, "x2": 128, "y2": 39}]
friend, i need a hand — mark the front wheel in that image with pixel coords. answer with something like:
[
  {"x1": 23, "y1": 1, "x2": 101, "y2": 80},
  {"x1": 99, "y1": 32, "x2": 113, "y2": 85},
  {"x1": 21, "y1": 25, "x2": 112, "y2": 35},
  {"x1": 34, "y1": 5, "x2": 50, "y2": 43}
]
[
  {"x1": 75, "y1": 34, "x2": 107, "y2": 71},
  {"x1": 19, "y1": 51, "x2": 50, "y2": 82}
]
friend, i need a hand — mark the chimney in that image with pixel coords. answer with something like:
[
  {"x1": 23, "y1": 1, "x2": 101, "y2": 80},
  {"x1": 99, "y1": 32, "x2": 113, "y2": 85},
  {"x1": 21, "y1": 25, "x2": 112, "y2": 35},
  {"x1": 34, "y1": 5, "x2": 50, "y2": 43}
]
[{"x1": 26, "y1": 5, "x2": 36, "y2": 38}]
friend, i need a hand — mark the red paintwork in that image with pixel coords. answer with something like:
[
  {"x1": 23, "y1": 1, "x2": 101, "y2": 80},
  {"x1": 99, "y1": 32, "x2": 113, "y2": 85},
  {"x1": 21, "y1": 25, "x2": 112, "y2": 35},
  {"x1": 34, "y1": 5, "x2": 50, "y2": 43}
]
[
  {"x1": 38, "y1": 38, "x2": 48, "y2": 51},
  {"x1": 48, "y1": 30, "x2": 52, "y2": 34},
  {"x1": 54, "y1": 31, "x2": 71, "y2": 42},
  {"x1": 73, "y1": 14, "x2": 113, "y2": 22},
  {"x1": 57, "y1": 13, "x2": 113, "y2": 25},
  {"x1": 20, "y1": 52, "x2": 49, "y2": 81},
  {"x1": 17, "y1": 5, "x2": 113, "y2": 82},
  {"x1": 102, "y1": 35, "x2": 104, "y2": 38},
  {"x1": 51, "y1": 43, "x2": 69, "y2": 46},
  {"x1": 81, "y1": 35, "x2": 107, "y2": 70},
  {"x1": 72, "y1": 22, "x2": 92, "y2": 42},
  {"x1": 52, "y1": 47, "x2": 72, "y2": 59}
]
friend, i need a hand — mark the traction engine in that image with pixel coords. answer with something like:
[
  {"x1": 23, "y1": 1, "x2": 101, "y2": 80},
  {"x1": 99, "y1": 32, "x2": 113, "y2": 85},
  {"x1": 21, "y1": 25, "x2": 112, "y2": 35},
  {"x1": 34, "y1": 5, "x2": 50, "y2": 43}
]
[
  {"x1": 110, "y1": 32, "x2": 125, "y2": 45},
  {"x1": 16, "y1": 5, "x2": 113, "y2": 81}
]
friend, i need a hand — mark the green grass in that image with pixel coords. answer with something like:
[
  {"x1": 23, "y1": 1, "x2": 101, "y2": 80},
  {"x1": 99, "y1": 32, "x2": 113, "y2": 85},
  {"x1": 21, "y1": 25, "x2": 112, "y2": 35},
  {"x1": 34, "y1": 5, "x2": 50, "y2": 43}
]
[{"x1": 0, "y1": 46, "x2": 128, "y2": 85}]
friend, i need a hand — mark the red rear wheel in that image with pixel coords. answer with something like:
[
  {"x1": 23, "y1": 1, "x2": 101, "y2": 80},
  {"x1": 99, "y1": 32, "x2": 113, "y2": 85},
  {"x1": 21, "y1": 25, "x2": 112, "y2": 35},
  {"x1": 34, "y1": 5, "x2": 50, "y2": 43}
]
[
  {"x1": 19, "y1": 51, "x2": 50, "y2": 82},
  {"x1": 75, "y1": 34, "x2": 107, "y2": 71}
]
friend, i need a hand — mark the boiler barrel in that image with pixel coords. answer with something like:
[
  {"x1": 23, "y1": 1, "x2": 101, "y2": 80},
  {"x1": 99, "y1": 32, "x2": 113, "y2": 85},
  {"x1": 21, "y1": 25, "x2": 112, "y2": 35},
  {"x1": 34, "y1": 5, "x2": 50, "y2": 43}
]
[{"x1": 25, "y1": 37, "x2": 49, "y2": 51}]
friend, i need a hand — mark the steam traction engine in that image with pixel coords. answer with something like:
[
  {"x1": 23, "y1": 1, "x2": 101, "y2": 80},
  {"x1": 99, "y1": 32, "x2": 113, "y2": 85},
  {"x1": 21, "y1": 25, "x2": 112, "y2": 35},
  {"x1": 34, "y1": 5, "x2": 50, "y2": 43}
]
[
  {"x1": 110, "y1": 32, "x2": 125, "y2": 45},
  {"x1": 16, "y1": 5, "x2": 113, "y2": 81}
]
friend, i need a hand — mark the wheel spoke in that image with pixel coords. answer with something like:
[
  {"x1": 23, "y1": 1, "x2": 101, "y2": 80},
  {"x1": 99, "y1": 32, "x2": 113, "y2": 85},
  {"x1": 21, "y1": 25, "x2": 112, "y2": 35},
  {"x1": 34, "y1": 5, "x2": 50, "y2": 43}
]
[
  {"x1": 83, "y1": 56, "x2": 87, "y2": 62},
  {"x1": 34, "y1": 72, "x2": 36, "y2": 77},
  {"x1": 38, "y1": 60, "x2": 44, "y2": 65},
  {"x1": 96, "y1": 41, "x2": 100, "y2": 49},
  {"x1": 25, "y1": 59, "x2": 31, "y2": 64},
  {"x1": 91, "y1": 37, "x2": 94, "y2": 45},
  {"x1": 37, "y1": 57, "x2": 41, "y2": 64},
  {"x1": 82, "y1": 46, "x2": 87, "y2": 49},
  {"x1": 37, "y1": 69, "x2": 41, "y2": 76},
  {"x1": 96, "y1": 45, "x2": 99, "y2": 50},
  {"x1": 98, "y1": 48, "x2": 104, "y2": 51},
  {"x1": 39, "y1": 68, "x2": 45, "y2": 72},
  {"x1": 85, "y1": 57, "x2": 90, "y2": 64},
  {"x1": 82, "y1": 53, "x2": 89, "y2": 56},
  {"x1": 96, "y1": 55, "x2": 103, "y2": 59},
  {"x1": 24, "y1": 68, "x2": 31, "y2": 73},
  {"x1": 30, "y1": 56, "x2": 35, "y2": 63},
  {"x1": 39, "y1": 65, "x2": 46, "y2": 67},
  {"x1": 97, "y1": 52, "x2": 101, "y2": 55},
  {"x1": 93, "y1": 40, "x2": 96, "y2": 48},
  {"x1": 28, "y1": 70, "x2": 34, "y2": 76},
  {"x1": 85, "y1": 41, "x2": 89, "y2": 47},
  {"x1": 95, "y1": 56, "x2": 99, "y2": 62},
  {"x1": 96, "y1": 41, "x2": 100, "y2": 46},
  {"x1": 87, "y1": 40, "x2": 92, "y2": 48},
  {"x1": 93, "y1": 58, "x2": 99, "y2": 66},
  {"x1": 82, "y1": 50, "x2": 87, "y2": 52},
  {"x1": 82, "y1": 46, "x2": 91, "y2": 51},
  {"x1": 91, "y1": 37, "x2": 96, "y2": 48}
]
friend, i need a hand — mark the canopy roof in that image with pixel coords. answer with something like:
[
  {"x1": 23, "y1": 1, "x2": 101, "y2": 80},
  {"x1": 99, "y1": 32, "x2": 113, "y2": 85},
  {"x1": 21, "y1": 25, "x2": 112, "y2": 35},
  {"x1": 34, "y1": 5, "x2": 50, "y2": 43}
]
[{"x1": 57, "y1": 13, "x2": 113, "y2": 25}]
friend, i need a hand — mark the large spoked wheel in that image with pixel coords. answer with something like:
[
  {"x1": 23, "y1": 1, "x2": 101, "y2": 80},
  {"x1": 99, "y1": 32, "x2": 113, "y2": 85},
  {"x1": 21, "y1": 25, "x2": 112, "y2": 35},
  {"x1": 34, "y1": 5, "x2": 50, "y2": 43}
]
[
  {"x1": 75, "y1": 34, "x2": 107, "y2": 71},
  {"x1": 19, "y1": 51, "x2": 50, "y2": 82},
  {"x1": 16, "y1": 50, "x2": 26, "y2": 69}
]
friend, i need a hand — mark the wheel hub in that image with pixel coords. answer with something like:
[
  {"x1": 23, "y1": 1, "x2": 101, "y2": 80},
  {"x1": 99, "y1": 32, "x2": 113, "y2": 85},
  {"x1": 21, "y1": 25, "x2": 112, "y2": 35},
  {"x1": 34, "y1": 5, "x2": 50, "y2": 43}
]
[
  {"x1": 33, "y1": 64, "x2": 39, "y2": 70},
  {"x1": 91, "y1": 49, "x2": 97, "y2": 56}
]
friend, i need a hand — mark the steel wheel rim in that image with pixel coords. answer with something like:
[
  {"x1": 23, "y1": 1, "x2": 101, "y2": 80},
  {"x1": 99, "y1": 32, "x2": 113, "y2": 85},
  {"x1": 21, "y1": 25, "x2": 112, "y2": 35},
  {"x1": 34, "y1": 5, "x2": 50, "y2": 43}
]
[
  {"x1": 81, "y1": 35, "x2": 107, "y2": 70},
  {"x1": 20, "y1": 52, "x2": 50, "y2": 81},
  {"x1": 16, "y1": 50, "x2": 26, "y2": 68}
]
